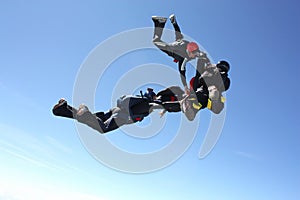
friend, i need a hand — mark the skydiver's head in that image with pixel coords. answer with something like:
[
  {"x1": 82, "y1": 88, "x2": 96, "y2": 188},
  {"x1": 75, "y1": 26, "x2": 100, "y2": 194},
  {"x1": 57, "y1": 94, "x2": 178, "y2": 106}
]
[
  {"x1": 186, "y1": 42, "x2": 200, "y2": 59},
  {"x1": 147, "y1": 87, "x2": 154, "y2": 92},
  {"x1": 216, "y1": 60, "x2": 230, "y2": 73}
]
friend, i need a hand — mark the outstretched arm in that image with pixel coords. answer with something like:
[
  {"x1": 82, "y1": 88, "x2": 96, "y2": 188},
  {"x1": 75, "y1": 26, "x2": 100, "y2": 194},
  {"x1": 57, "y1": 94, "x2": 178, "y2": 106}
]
[
  {"x1": 196, "y1": 52, "x2": 211, "y2": 75},
  {"x1": 178, "y1": 58, "x2": 190, "y2": 94},
  {"x1": 192, "y1": 52, "x2": 211, "y2": 90}
]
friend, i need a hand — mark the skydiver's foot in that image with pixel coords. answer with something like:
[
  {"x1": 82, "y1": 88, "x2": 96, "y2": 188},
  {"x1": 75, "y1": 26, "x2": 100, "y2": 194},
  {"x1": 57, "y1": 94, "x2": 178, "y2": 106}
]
[
  {"x1": 152, "y1": 16, "x2": 167, "y2": 24},
  {"x1": 169, "y1": 14, "x2": 177, "y2": 24},
  {"x1": 53, "y1": 98, "x2": 67, "y2": 110}
]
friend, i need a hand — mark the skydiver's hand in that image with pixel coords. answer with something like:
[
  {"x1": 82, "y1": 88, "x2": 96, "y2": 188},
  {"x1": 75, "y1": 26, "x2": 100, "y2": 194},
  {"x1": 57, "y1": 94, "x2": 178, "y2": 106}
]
[
  {"x1": 184, "y1": 86, "x2": 190, "y2": 95},
  {"x1": 159, "y1": 109, "x2": 167, "y2": 118}
]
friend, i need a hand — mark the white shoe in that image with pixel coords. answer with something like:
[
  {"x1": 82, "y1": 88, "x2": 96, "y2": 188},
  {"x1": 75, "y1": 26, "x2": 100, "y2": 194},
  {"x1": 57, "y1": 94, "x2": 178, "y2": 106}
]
[{"x1": 169, "y1": 14, "x2": 176, "y2": 24}]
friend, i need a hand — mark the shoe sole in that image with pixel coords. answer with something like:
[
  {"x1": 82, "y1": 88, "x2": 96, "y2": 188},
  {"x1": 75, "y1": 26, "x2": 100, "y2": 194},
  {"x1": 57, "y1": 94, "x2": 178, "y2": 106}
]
[{"x1": 152, "y1": 16, "x2": 167, "y2": 23}]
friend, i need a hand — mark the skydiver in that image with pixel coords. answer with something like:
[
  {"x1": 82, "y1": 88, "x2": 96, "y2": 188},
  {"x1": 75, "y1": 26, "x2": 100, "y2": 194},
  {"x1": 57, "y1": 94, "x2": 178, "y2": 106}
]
[
  {"x1": 152, "y1": 14, "x2": 203, "y2": 95},
  {"x1": 52, "y1": 94, "x2": 154, "y2": 134},
  {"x1": 180, "y1": 58, "x2": 231, "y2": 121},
  {"x1": 52, "y1": 87, "x2": 184, "y2": 134},
  {"x1": 143, "y1": 87, "x2": 157, "y2": 101}
]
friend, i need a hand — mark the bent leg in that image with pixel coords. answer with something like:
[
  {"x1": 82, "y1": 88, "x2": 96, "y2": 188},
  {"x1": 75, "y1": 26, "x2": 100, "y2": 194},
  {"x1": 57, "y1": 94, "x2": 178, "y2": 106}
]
[
  {"x1": 152, "y1": 38, "x2": 173, "y2": 57},
  {"x1": 169, "y1": 14, "x2": 183, "y2": 40},
  {"x1": 76, "y1": 106, "x2": 127, "y2": 134},
  {"x1": 76, "y1": 107, "x2": 108, "y2": 134},
  {"x1": 173, "y1": 25, "x2": 183, "y2": 41},
  {"x1": 152, "y1": 16, "x2": 167, "y2": 40}
]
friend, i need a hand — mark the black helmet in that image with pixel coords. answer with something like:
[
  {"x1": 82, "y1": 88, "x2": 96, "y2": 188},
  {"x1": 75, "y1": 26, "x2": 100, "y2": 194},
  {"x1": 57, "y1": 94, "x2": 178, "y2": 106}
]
[{"x1": 216, "y1": 60, "x2": 230, "y2": 73}]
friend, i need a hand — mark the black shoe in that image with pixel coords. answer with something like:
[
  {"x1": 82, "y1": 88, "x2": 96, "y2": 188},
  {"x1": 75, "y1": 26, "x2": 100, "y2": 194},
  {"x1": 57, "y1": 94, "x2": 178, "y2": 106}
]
[
  {"x1": 53, "y1": 98, "x2": 67, "y2": 110},
  {"x1": 52, "y1": 98, "x2": 75, "y2": 118},
  {"x1": 152, "y1": 16, "x2": 167, "y2": 24}
]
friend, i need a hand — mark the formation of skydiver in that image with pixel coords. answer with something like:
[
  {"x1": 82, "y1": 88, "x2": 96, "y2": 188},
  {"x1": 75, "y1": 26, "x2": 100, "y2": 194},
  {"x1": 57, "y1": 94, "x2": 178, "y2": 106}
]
[{"x1": 52, "y1": 14, "x2": 231, "y2": 134}]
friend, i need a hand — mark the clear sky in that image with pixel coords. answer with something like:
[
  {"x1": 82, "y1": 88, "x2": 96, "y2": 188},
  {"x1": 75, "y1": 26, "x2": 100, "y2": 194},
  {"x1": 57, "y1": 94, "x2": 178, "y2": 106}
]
[{"x1": 1, "y1": 0, "x2": 300, "y2": 200}]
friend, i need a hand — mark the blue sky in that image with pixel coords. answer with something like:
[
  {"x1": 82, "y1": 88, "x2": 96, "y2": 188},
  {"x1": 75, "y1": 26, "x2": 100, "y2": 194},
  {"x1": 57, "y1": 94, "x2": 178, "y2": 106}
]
[{"x1": 1, "y1": 0, "x2": 300, "y2": 199}]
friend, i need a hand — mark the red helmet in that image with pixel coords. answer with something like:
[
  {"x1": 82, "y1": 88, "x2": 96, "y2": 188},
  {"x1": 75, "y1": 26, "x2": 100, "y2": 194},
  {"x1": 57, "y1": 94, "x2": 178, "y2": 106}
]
[{"x1": 187, "y1": 42, "x2": 199, "y2": 53}]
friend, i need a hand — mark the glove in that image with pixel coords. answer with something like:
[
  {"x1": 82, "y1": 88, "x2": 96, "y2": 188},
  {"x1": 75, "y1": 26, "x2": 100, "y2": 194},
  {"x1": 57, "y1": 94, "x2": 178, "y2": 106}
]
[{"x1": 184, "y1": 85, "x2": 190, "y2": 95}]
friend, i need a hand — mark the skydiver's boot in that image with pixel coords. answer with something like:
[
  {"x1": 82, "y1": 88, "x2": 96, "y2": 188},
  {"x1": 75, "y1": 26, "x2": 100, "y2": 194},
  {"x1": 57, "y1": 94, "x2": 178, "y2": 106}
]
[
  {"x1": 152, "y1": 16, "x2": 167, "y2": 41},
  {"x1": 52, "y1": 98, "x2": 77, "y2": 119},
  {"x1": 152, "y1": 16, "x2": 168, "y2": 25},
  {"x1": 169, "y1": 14, "x2": 183, "y2": 40},
  {"x1": 53, "y1": 98, "x2": 67, "y2": 110}
]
